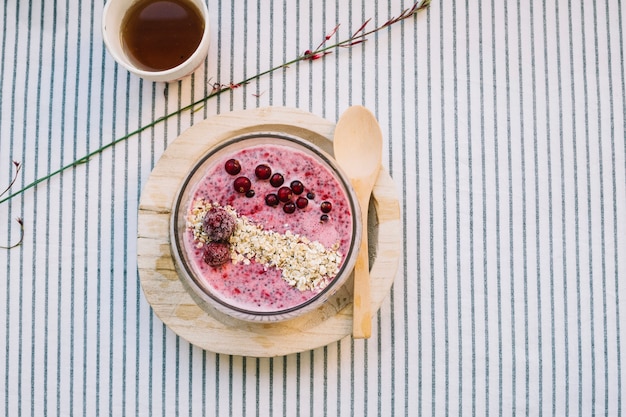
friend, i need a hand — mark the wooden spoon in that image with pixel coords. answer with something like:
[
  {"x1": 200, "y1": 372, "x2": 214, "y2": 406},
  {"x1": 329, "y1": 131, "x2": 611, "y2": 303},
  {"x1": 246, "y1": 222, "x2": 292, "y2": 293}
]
[{"x1": 333, "y1": 105, "x2": 383, "y2": 339}]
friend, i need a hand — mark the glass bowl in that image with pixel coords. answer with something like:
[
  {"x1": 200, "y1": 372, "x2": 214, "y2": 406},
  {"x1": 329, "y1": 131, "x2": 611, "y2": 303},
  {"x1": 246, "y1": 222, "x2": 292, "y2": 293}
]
[{"x1": 170, "y1": 132, "x2": 362, "y2": 322}]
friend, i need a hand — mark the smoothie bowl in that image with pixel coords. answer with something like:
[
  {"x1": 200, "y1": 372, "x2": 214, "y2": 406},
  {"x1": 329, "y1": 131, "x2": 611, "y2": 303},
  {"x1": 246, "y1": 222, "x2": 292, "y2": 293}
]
[{"x1": 170, "y1": 133, "x2": 362, "y2": 322}]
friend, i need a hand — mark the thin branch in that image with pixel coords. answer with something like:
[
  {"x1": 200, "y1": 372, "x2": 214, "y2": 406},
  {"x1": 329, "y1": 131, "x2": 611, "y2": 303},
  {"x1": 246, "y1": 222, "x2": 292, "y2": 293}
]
[
  {"x1": 0, "y1": 217, "x2": 24, "y2": 249},
  {"x1": 0, "y1": 161, "x2": 22, "y2": 198}
]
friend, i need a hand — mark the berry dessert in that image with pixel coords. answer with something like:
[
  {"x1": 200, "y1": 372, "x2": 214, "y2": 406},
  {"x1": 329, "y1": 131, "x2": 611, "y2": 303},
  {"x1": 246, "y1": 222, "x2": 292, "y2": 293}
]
[{"x1": 177, "y1": 135, "x2": 358, "y2": 319}]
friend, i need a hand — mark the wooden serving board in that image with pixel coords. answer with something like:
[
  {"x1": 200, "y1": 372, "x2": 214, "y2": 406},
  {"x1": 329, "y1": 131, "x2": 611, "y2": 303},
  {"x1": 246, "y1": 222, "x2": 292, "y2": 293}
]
[{"x1": 137, "y1": 107, "x2": 401, "y2": 357}]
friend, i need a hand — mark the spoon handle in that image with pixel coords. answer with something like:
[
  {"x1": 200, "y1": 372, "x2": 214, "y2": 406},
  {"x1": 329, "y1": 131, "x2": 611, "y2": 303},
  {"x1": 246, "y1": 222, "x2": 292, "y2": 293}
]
[{"x1": 352, "y1": 192, "x2": 372, "y2": 339}]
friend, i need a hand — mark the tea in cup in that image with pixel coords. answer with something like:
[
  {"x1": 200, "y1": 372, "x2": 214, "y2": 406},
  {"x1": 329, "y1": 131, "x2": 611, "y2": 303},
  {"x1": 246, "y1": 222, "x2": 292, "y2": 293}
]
[{"x1": 102, "y1": 0, "x2": 210, "y2": 82}]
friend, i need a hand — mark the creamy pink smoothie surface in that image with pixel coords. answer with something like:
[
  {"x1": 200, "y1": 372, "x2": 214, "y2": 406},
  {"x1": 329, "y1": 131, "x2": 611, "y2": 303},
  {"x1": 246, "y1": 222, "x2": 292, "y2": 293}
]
[{"x1": 183, "y1": 141, "x2": 354, "y2": 312}]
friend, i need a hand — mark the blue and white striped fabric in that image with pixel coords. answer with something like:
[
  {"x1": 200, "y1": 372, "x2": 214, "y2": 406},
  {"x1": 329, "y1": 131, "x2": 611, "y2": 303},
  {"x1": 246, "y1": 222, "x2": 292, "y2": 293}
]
[{"x1": 1, "y1": 0, "x2": 625, "y2": 415}]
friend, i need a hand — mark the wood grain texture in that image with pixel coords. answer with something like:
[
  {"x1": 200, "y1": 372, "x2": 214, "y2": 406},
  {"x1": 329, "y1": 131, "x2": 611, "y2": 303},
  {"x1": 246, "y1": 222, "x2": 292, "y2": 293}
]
[
  {"x1": 333, "y1": 105, "x2": 384, "y2": 339},
  {"x1": 137, "y1": 107, "x2": 401, "y2": 357}
]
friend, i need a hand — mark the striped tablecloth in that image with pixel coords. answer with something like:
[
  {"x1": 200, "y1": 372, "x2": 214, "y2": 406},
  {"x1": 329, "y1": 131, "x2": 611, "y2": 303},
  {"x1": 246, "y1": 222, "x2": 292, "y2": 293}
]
[{"x1": 2, "y1": 0, "x2": 625, "y2": 415}]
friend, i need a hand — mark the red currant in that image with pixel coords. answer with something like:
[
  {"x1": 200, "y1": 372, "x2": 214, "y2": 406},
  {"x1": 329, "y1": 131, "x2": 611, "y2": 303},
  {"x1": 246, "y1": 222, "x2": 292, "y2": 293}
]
[
  {"x1": 290, "y1": 180, "x2": 304, "y2": 195},
  {"x1": 269, "y1": 173, "x2": 284, "y2": 187},
  {"x1": 320, "y1": 201, "x2": 332, "y2": 213},
  {"x1": 296, "y1": 196, "x2": 308, "y2": 209},
  {"x1": 255, "y1": 164, "x2": 272, "y2": 180},
  {"x1": 224, "y1": 159, "x2": 241, "y2": 175},
  {"x1": 233, "y1": 176, "x2": 251, "y2": 193},
  {"x1": 283, "y1": 202, "x2": 296, "y2": 214},
  {"x1": 277, "y1": 186, "x2": 293, "y2": 202},
  {"x1": 265, "y1": 193, "x2": 279, "y2": 206}
]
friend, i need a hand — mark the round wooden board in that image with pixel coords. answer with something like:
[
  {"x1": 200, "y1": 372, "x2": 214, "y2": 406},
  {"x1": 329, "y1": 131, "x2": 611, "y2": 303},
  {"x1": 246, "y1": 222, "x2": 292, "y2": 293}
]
[{"x1": 137, "y1": 107, "x2": 401, "y2": 357}]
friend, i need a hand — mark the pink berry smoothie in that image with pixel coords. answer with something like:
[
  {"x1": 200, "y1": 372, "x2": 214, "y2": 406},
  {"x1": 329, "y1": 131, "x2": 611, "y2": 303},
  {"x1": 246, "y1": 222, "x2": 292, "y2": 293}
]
[{"x1": 183, "y1": 140, "x2": 355, "y2": 313}]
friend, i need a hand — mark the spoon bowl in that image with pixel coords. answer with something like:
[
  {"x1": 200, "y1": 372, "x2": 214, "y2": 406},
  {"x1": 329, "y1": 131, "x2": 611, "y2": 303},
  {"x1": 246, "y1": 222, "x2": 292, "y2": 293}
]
[{"x1": 333, "y1": 105, "x2": 383, "y2": 339}]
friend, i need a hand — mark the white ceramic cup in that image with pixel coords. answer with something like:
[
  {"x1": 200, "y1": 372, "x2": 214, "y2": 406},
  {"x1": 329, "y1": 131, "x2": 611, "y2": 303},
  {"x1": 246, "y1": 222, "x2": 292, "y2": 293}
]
[{"x1": 102, "y1": 0, "x2": 210, "y2": 82}]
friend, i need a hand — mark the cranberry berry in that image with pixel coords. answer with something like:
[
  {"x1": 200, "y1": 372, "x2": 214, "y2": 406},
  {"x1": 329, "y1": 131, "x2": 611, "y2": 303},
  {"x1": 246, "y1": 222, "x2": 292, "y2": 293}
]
[
  {"x1": 283, "y1": 202, "x2": 296, "y2": 214},
  {"x1": 233, "y1": 176, "x2": 252, "y2": 193},
  {"x1": 290, "y1": 180, "x2": 304, "y2": 195},
  {"x1": 224, "y1": 159, "x2": 241, "y2": 175},
  {"x1": 277, "y1": 186, "x2": 293, "y2": 202},
  {"x1": 255, "y1": 164, "x2": 272, "y2": 180},
  {"x1": 296, "y1": 196, "x2": 308, "y2": 209},
  {"x1": 269, "y1": 173, "x2": 284, "y2": 187},
  {"x1": 320, "y1": 201, "x2": 332, "y2": 213},
  {"x1": 265, "y1": 193, "x2": 279, "y2": 207}
]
